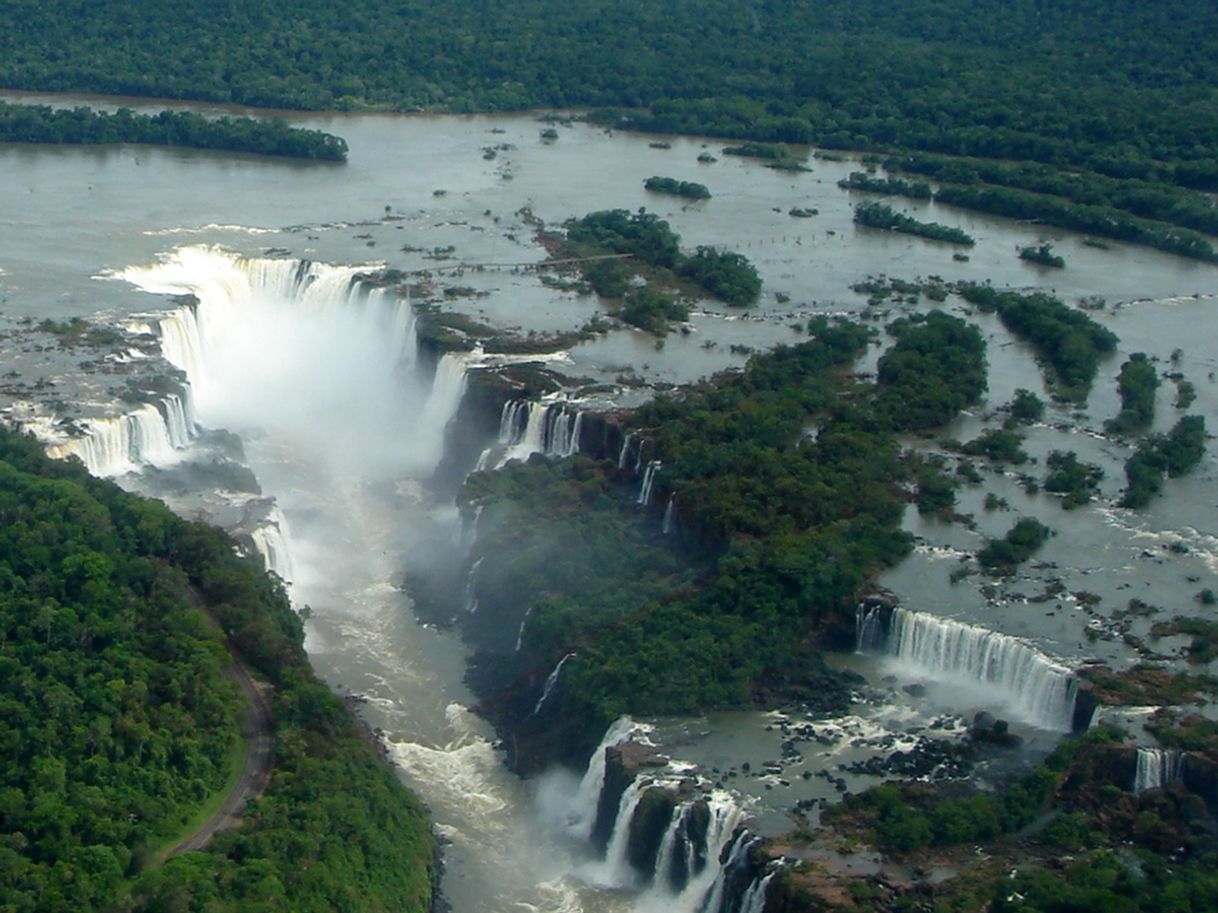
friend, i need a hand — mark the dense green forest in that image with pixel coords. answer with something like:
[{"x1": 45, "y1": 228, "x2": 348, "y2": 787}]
[
  {"x1": 0, "y1": 429, "x2": 434, "y2": 913},
  {"x1": 4, "y1": 1, "x2": 1218, "y2": 197},
  {"x1": 461, "y1": 314, "x2": 988, "y2": 761},
  {"x1": 7, "y1": 0, "x2": 1218, "y2": 257},
  {"x1": 0, "y1": 102, "x2": 347, "y2": 160}
]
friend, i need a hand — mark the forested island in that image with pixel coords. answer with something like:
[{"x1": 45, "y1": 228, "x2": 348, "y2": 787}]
[
  {"x1": 456, "y1": 313, "x2": 988, "y2": 764},
  {"x1": 0, "y1": 101, "x2": 348, "y2": 160},
  {"x1": 0, "y1": 429, "x2": 434, "y2": 912}
]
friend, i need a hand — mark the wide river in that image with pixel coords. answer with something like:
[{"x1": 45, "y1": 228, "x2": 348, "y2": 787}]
[{"x1": 2, "y1": 92, "x2": 1217, "y2": 912}]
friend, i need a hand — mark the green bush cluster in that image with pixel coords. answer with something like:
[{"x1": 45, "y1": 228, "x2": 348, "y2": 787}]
[
  {"x1": 874, "y1": 312, "x2": 987, "y2": 430},
  {"x1": 957, "y1": 285, "x2": 1118, "y2": 402},
  {"x1": 1044, "y1": 450, "x2": 1105, "y2": 508},
  {"x1": 1121, "y1": 415, "x2": 1207, "y2": 508},
  {"x1": 1106, "y1": 353, "x2": 1160, "y2": 435},
  {"x1": 978, "y1": 517, "x2": 1052, "y2": 572},
  {"x1": 853, "y1": 201, "x2": 975, "y2": 245},
  {"x1": 643, "y1": 175, "x2": 711, "y2": 199}
]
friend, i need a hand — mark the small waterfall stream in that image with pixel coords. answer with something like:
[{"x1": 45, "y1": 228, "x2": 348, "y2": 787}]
[{"x1": 1134, "y1": 747, "x2": 1185, "y2": 794}]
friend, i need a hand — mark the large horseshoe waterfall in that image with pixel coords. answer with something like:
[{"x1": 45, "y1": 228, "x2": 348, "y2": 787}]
[{"x1": 51, "y1": 245, "x2": 766, "y2": 913}]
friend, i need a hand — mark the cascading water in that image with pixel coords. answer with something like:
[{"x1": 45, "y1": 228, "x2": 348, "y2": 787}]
[
  {"x1": 738, "y1": 870, "x2": 776, "y2": 913},
  {"x1": 638, "y1": 459, "x2": 661, "y2": 506},
  {"x1": 619, "y1": 432, "x2": 636, "y2": 470},
  {"x1": 663, "y1": 495, "x2": 676, "y2": 535},
  {"x1": 496, "y1": 399, "x2": 585, "y2": 466},
  {"x1": 593, "y1": 777, "x2": 652, "y2": 887},
  {"x1": 462, "y1": 557, "x2": 483, "y2": 614},
  {"x1": 119, "y1": 246, "x2": 440, "y2": 476},
  {"x1": 566, "y1": 717, "x2": 655, "y2": 841},
  {"x1": 1134, "y1": 747, "x2": 1185, "y2": 794},
  {"x1": 249, "y1": 505, "x2": 295, "y2": 583},
  {"x1": 854, "y1": 604, "x2": 886, "y2": 653},
  {"x1": 46, "y1": 402, "x2": 194, "y2": 476},
  {"x1": 96, "y1": 247, "x2": 761, "y2": 913},
  {"x1": 690, "y1": 828, "x2": 759, "y2": 913},
  {"x1": 531, "y1": 652, "x2": 575, "y2": 717},
  {"x1": 881, "y1": 607, "x2": 1079, "y2": 730}
]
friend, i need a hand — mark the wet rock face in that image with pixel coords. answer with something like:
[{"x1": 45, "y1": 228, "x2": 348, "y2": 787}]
[
  {"x1": 1071, "y1": 685, "x2": 1100, "y2": 732},
  {"x1": 627, "y1": 786, "x2": 679, "y2": 878},
  {"x1": 592, "y1": 741, "x2": 669, "y2": 851}
]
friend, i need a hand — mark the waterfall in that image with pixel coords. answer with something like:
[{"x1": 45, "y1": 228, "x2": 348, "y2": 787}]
[
  {"x1": 884, "y1": 608, "x2": 1078, "y2": 731},
  {"x1": 514, "y1": 604, "x2": 534, "y2": 652},
  {"x1": 130, "y1": 249, "x2": 416, "y2": 408},
  {"x1": 593, "y1": 778, "x2": 650, "y2": 887},
  {"x1": 113, "y1": 247, "x2": 449, "y2": 477},
  {"x1": 1134, "y1": 748, "x2": 1185, "y2": 794},
  {"x1": 563, "y1": 411, "x2": 583, "y2": 456},
  {"x1": 638, "y1": 460, "x2": 661, "y2": 506},
  {"x1": 417, "y1": 352, "x2": 473, "y2": 468},
  {"x1": 249, "y1": 506, "x2": 294, "y2": 583},
  {"x1": 462, "y1": 557, "x2": 483, "y2": 614},
  {"x1": 459, "y1": 503, "x2": 485, "y2": 551},
  {"x1": 497, "y1": 400, "x2": 584, "y2": 466},
  {"x1": 498, "y1": 400, "x2": 528, "y2": 443},
  {"x1": 499, "y1": 400, "x2": 548, "y2": 465},
  {"x1": 854, "y1": 604, "x2": 886, "y2": 653},
  {"x1": 161, "y1": 391, "x2": 196, "y2": 448},
  {"x1": 46, "y1": 401, "x2": 194, "y2": 476},
  {"x1": 689, "y1": 827, "x2": 758, "y2": 913},
  {"x1": 653, "y1": 802, "x2": 695, "y2": 893},
  {"x1": 619, "y1": 431, "x2": 636, "y2": 470},
  {"x1": 738, "y1": 870, "x2": 776, "y2": 913},
  {"x1": 566, "y1": 717, "x2": 653, "y2": 840},
  {"x1": 663, "y1": 495, "x2": 676, "y2": 534},
  {"x1": 551, "y1": 408, "x2": 583, "y2": 457},
  {"x1": 531, "y1": 652, "x2": 575, "y2": 717}
]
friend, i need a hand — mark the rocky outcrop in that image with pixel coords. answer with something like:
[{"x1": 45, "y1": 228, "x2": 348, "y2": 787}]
[{"x1": 591, "y1": 741, "x2": 669, "y2": 850}]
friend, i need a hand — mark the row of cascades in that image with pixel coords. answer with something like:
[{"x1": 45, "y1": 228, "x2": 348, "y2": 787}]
[
  {"x1": 484, "y1": 397, "x2": 585, "y2": 469},
  {"x1": 856, "y1": 605, "x2": 1082, "y2": 731},
  {"x1": 46, "y1": 393, "x2": 197, "y2": 478},
  {"x1": 564, "y1": 719, "x2": 780, "y2": 913}
]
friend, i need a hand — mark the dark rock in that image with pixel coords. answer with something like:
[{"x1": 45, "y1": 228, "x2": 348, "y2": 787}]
[
  {"x1": 591, "y1": 742, "x2": 669, "y2": 851},
  {"x1": 626, "y1": 786, "x2": 679, "y2": 880}
]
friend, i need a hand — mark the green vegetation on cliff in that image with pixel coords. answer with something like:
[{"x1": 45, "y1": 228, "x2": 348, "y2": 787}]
[
  {"x1": 0, "y1": 429, "x2": 433, "y2": 913},
  {"x1": 0, "y1": 101, "x2": 348, "y2": 160},
  {"x1": 459, "y1": 314, "x2": 995, "y2": 759}
]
